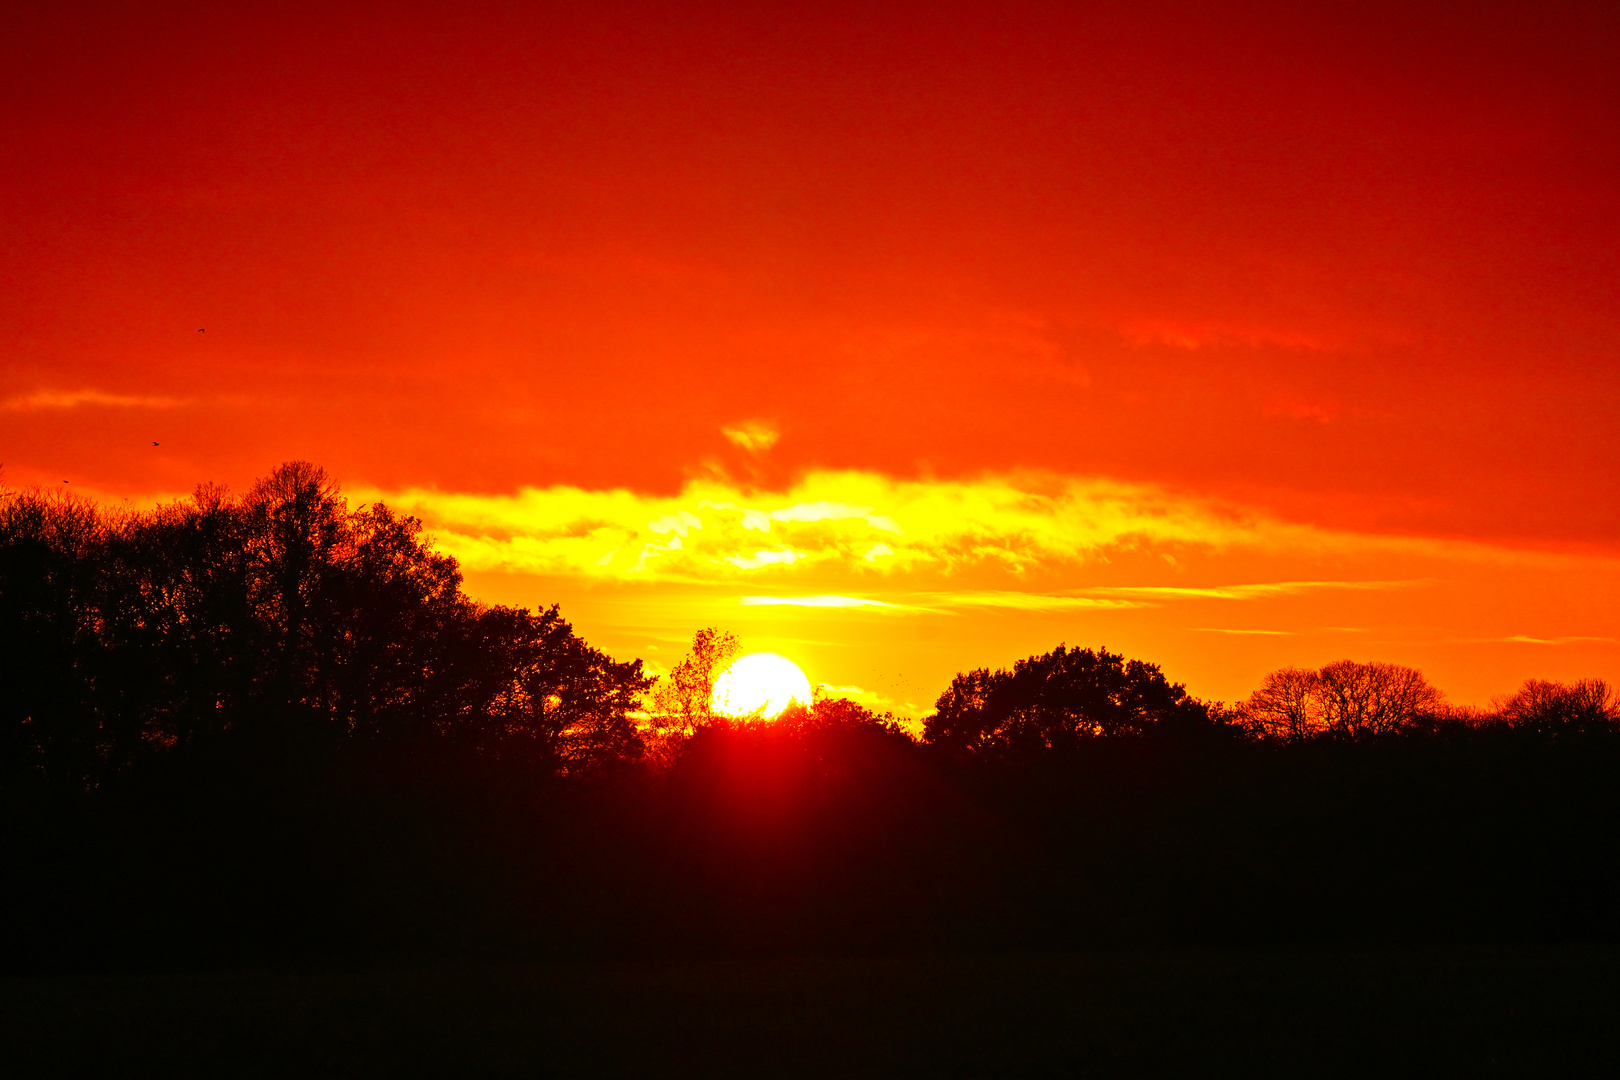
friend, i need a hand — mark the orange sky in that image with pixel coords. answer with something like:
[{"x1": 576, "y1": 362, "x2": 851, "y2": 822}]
[{"x1": 4, "y1": 1, "x2": 1617, "y2": 712}]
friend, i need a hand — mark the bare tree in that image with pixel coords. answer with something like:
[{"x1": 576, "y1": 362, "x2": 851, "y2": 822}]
[
  {"x1": 1496, "y1": 678, "x2": 1617, "y2": 735},
  {"x1": 1239, "y1": 659, "x2": 1444, "y2": 740},
  {"x1": 1314, "y1": 660, "x2": 1443, "y2": 738},
  {"x1": 1236, "y1": 666, "x2": 1325, "y2": 740}
]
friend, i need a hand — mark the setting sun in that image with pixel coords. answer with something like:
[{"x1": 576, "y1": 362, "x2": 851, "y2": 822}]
[{"x1": 711, "y1": 653, "x2": 813, "y2": 719}]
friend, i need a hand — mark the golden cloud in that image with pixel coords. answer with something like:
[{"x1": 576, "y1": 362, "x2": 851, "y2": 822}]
[
  {"x1": 740, "y1": 595, "x2": 899, "y2": 608},
  {"x1": 1084, "y1": 581, "x2": 1420, "y2": 601},
  {"x1": 357, "y1": 470, "x2": 1302, "y2": 584},
  {"x1": 909, "y1": 591, "x2": 1148, "y2": 612}
]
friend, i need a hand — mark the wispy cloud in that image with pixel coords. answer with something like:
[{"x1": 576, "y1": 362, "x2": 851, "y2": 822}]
[
  {"x1": 1190, "y1": 627, "x2": 1294, "y2": 636},
  {"x1": 721, "y1": 419, "x2": 779, "y2": 453},
  {"x1": 912, "y1": 591, "x2": 1148, "y2": 612},
  {"x1": 1118, "y1": 318, "x2": 1338, "y2": 352},
  {"x1": 1495, "y1": 635, "x2": 1617, "y2": 646},
  {"x1": 3, "y1": 389, "x2": 188, "y2": 411},
  {"x1": 740, "y1": 595, "x2": 898, "y2": 609},
  {"x1": 1084, "y1": 580, "x2": 1421, "y2": 601},
  {"x1": 727, "y1": 583, "x2": 1416, "y2": 619}
]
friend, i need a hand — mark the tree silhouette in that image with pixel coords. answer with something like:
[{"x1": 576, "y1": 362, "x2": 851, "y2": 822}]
[
  {"x1": 1238, "y1": 660, "x2": 1443, "y2": 740},
  {"x1": 1235, "y1": 666, "x2": 1325, "y2": 740},
  {"x1": 0, "y1": 463, "x2": 654, "y2": 783},
  {"x1": 924, "y1": 644, "x2": 1213, "y2": 761},
  {"x1": 0, "y1": 487, "x2": 107, "y2": 786},
  {"x1": 651, "y1": 628, "x2": 739, "y2": 735},
  {"x1": 1314, "y1": 660, "x2": 1442, "y2": 738},
  {"x1": 472, "y1": 604, "x2": 653, "y2": 773},
  {"x1": 1496, "y1": 678, "x2": 1618, "y2": 737}
]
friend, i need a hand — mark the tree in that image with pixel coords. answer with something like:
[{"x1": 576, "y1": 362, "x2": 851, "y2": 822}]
[
  {"x1": 0, "y1": 463, "x2": 661, "y2": 782},
  {"x1": 924, "y1": 644, "x2": 1211, "y2": 761},
  {"x1": 1315, "y1": 660, "x2": 1443, "y2": 738},
  {"x1": 1496, "y1": 678, "x2": 1617, "y2": 737},
  {"x1": 243, "y1": 461, "x2": 349, "y2": 716},
  {"x1": 325, "y1": 502, "x2": 471, "y2": 741},
  {"x1": 0, "y1": 487, "x2": 108, "y2": 786},
  {"x1": 1236, "y1": 666, "x2": 1325, "y2": 740},
  {"x1": 474, "y1": 605, "x2": 654, "y2": 773},
  {"x1": 1238, "y1": 660, "x2": 1443, "y2": 740},
  {"x1": 651, "y1": 628, "x2": 739, "y2": 735}
]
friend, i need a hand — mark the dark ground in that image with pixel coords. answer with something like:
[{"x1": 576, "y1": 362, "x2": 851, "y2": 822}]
[{"x1": 3, "y1": 945, "x2": 1617, "y2": 1078}]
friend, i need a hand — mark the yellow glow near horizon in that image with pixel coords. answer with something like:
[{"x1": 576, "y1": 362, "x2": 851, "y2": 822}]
[{"x1": 711, "y1": 653, "x2": 813, "y2": 719}]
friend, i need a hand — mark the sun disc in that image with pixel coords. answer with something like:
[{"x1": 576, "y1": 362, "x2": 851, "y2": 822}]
[{"x1": 711, "y1": 652, "x2": 812, "y2": 719}]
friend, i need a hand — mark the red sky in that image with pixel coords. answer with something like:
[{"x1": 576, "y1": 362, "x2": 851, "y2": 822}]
[{"x1": 4, "y1": 1, "x2": 1617, "y2": 711}]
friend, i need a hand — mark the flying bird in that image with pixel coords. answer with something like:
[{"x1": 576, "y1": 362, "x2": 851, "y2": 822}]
[
  {"x1": 198, "y1": 328, "x2": 204, "y2": 333},
  {"x1": 152, "y1": 441, "x2": 159, "y2": 446}
]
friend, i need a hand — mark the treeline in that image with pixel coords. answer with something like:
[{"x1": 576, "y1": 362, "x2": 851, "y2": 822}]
[
  {"x1": 926, "y1": 646, "x2": 1617, "y2": 754},
  {"x1": 2, "y1": 465, "x2": 1618, "y2": 970},
  {"x1": 0, "y1": 462, "x2": 651, "y2": 789}
]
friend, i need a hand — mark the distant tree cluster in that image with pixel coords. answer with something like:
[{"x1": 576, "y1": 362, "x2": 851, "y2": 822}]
[
  {"x1": 1494, "y1": 677, "x2": 1619, "y2": 737},
  {"x1": 923, "y1": 644, "x2": 1219, "y2": 760},
  {"x1": 0, "y1": 463, "x2": 651, "y2": 787},
  {"x1": 1235, "y1": 660, "x2": 1444, "y2": 739},
  {"x1": 1235, "y1": 659, "x2": 1616, "y2": 742}
]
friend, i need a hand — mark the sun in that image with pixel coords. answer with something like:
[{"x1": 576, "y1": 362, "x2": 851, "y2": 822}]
[{"x1": 711, "y1": 652, "x2": 813, "y2": 719}]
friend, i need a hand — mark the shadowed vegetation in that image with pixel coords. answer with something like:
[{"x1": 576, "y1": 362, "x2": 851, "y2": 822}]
[{"x1": 2, "y1": 465, "x2": 1618, "y2": 976}]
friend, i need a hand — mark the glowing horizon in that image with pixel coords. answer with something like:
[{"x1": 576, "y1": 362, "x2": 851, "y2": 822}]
[{"x1": 3, "y1": 2, "x2": 1615, "y2": 714}]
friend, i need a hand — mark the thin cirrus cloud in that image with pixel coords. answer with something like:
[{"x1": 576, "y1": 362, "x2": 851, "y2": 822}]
[
  {"x1": 357, "y1": 469, "x2": 1338, "y2": 585},
  {"x1": 1083, "y1": 581, "x2": 1421, "y2": 601},
  {"x1": 1190, "y1": 628, "x2": 1295, "y2": 636},
  {"x1": 738, "y1": 592, "x2": 1146, "y2": 613},
  {"x1": 907, "y1": 592, "x2": 1148, "y2": 613},
  {"x1": 740, "y1": 595, "x2": 899, "y2": 609},
  {"x1": 734, "y1": 589, "x2": 1401, "y2": 617},
  {"x1": 2, "y1": 389, "x2": 188, "y2": 411}
]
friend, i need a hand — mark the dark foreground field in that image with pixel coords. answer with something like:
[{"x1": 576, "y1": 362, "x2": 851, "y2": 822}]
[{"x1": 3, "y1": 946, "x2": 1617, "y2": 1078}]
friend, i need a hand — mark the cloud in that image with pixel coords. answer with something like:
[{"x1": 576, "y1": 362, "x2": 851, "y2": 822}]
[
  {"x1": 739, "y1": 584, "x2": 1412, "y2": 617},
  {"x1": 1084, "y1": 580, "x2": 1420, "y2": 601},
  {"x1": 1118, "y1": 319, "x2": 1337, "y2": 352},
  {"x1": 1190, "y1": 627, "x2": 1294, "y2": 636},
  {"x1": 357, "y1": 471, "x2": 1531, "y2": 595},
  {"x1": 1263, "y1": 396, "x2": 1341, "y2": 424},
  {"x1": 1495, "y1": 635, "x2": 1617, "y2": 646},
  {"x1": 359, "y1": 470, "x2": 1305, "y2": 584},
  {"x1": 721, "y1": 419, "x2": 779, "y2": 453},
  {"x1": 913, "y1": 591, "x2": 1148, "y2": 612},
  {"x1": 2, "y1": 389, "x2": 187, "y2": 411},
  {"x1": 724, "y1": 548, "x2": 806, "y2": 569},
  {"x1": 740, "y1": 595, "x2": 899, "y2": 608}
]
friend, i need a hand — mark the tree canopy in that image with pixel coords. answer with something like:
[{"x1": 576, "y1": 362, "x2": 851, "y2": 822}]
[
  {"x1": 0, "y1": 463, "x2": 650, "y2": 786},
  {"x1": 923, "y1": 644, "x2": 1216, "y2": 761}
]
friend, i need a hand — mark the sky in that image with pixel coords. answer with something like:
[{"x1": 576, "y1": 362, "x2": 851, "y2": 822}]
[{"x1": 3, "y1": 0, "x2": 1617, "y2": 714}]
